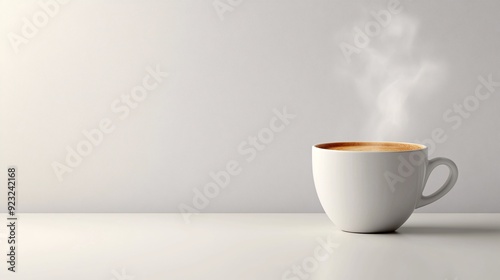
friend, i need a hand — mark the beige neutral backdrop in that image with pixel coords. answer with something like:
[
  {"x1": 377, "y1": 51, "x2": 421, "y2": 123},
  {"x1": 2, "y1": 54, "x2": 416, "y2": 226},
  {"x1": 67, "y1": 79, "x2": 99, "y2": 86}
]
[{"x1": 1, "y1": 0, "x2": 499, "y2": 213}]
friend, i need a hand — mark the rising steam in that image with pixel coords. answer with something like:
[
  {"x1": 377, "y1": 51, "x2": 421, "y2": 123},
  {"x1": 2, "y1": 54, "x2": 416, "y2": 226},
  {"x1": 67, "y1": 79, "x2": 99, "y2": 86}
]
[{"x1": 335, "y1": 14, "x2": 446, "y2": 140}]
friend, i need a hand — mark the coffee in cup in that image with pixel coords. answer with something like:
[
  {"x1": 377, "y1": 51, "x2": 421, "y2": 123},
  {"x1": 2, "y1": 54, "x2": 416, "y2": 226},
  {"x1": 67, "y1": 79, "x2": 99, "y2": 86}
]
[{"x1": 312, "y1": 141, "x2": 458, "y2": 233}]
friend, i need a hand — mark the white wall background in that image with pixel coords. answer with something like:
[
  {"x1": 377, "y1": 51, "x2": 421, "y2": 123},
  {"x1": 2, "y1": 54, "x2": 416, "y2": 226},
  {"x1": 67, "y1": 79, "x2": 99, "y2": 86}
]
[{"x1": 1, "y1": 0, "x2": 499, "y2": 213}]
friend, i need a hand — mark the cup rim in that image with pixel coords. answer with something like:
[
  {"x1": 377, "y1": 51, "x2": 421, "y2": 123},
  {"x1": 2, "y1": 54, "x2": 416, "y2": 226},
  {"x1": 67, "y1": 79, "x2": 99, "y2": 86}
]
[{"x1": 313, "y1": 141, "x2": 427, "y2": 153}]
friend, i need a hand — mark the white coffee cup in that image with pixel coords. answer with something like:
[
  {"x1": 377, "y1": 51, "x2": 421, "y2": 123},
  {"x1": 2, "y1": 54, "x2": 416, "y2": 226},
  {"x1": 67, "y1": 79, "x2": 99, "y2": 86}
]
[{"x1": 312, "y1": 141, "x2": 458, "y2": 233}]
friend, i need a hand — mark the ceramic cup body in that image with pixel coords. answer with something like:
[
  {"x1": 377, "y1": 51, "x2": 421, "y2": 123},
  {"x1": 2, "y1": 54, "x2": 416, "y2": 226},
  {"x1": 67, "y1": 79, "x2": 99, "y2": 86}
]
[{"x1": 312, "y1": 142, "x2": 458, "y2": 233}]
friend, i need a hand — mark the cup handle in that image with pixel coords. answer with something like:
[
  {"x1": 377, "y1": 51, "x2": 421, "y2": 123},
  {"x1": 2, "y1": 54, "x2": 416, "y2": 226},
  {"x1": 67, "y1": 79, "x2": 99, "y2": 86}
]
[{"x1": 416, "y1": 157, "x2": 458, "y2": 209}]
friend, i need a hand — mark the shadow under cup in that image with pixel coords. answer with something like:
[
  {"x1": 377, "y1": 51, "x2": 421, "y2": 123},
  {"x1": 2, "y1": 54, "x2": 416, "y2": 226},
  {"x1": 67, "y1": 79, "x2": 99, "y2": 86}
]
[{"x1": 312, "y1": 141, "x2": 458, "y2": 233}]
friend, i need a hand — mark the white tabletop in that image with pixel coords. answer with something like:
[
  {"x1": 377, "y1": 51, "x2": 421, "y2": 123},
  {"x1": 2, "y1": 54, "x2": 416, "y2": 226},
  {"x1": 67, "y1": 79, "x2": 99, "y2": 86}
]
[{"x1": 0, "y1": 213, "x2": 499, "y2": 280}]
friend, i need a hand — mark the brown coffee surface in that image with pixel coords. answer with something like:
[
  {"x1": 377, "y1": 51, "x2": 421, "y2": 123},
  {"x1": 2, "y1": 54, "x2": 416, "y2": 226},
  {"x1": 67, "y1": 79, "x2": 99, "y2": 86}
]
[{"x1": 318, "y1": 142, "x2": 424, "y2": 152}]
